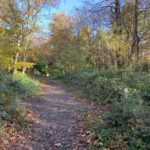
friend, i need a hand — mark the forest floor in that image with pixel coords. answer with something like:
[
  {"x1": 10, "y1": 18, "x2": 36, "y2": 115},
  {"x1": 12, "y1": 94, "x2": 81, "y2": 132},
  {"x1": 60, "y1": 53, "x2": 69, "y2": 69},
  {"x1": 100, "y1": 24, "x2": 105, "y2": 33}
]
[{"x1": 4, "y1": 80, "x2": 96, "y2": 150}]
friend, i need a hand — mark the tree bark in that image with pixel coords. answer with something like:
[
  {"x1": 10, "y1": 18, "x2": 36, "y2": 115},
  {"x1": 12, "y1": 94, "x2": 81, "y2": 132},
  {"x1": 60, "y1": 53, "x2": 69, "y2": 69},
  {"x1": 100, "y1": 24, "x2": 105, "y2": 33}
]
[
  {"x1": 131, "y1": 0, "x2": 139, "y2": 62},
  {"x1": 13, "y1": 52, "x2": 19, "y2": 75},
  {"x1": 114, "y1": 0, "x2": 122, "y2": 33}
]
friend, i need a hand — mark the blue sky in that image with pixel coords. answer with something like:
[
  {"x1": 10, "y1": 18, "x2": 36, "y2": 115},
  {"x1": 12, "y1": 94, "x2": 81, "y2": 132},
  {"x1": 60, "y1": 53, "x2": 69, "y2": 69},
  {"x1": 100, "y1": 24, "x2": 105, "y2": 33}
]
[
  {"x1": 38, "y1": 0, "x2": 83, "y2": 35},
  {"x1": 55, "y1": 0, "x2": 82, "y2": 13}
]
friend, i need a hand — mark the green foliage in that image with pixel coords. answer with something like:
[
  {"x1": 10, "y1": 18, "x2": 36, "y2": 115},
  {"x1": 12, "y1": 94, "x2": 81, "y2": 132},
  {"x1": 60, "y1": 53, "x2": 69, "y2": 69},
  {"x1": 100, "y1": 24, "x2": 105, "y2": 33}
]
[
  {"x1": 91, "y1": 104, "x2": 150, "y2": 149},
  {"x1": 0, "y1": 130, "x2": 5, "y2": 136},
  {"x1": 65, "y1": 69, "x2": 150, "y2": 149},
  {"x1": 34, "y1": 61, "x2": 49, "y2": 76},
  {"x1": 64, "y1": 69, "x2": 150, "y2": 103},
  {"x1": 8, "y1": 108, "x2": 29, "y2": 128},
  {"x1": 0, "y1": 71, "x2": 39, "y2": 121},
  {"x1": 15, "y1": 73, "x2": 40, "y2": 96},
  {"x1": 48, "y1": 63, "x2": 65, "y2": 78}
]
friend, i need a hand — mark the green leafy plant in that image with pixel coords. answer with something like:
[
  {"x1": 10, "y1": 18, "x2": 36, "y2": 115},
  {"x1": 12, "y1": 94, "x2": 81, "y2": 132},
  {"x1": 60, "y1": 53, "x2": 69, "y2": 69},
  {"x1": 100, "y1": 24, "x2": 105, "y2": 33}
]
[
  {"x1": 64, "y1": 69, "x2": 150, "y2": 149},
  {"x1": 64, "y1": 69, "x2": 150, "y2": 103},
  {"x1": 0, "y1": 71, "x2": 39, "y2": 124}
]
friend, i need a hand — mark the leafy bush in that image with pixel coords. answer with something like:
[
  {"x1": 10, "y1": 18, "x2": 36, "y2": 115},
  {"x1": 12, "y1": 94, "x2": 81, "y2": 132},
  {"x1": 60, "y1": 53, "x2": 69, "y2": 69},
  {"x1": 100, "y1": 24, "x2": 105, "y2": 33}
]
[
  {"x1": 34, "y1": 61, "x2": 49, "y2": 76},
  {"x1": 64, "y1": 69, "x2": 150, "y2": 103},
  {"x1": 15, "y1": 74, "x2": 40, "y2": 96},
  {"x1": 48, "y1": 63, "x2": 65, "y2": 78},
  {"x1": 64, "y1": 69, "x2": 150, "y2": 149},
  {"x1": 91, "y1": 104, "x2": 150, "y2": 149},
  {"x1": 0, "y1": 71, "x2": 39, "y2": 121}
]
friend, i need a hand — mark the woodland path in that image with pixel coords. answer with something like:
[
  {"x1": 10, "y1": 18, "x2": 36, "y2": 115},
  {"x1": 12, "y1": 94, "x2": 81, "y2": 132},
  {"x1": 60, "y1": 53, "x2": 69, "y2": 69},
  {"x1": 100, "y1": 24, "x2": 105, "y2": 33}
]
[{"x1": 6, "y1": 80, "x2": 94, "y2": 150}]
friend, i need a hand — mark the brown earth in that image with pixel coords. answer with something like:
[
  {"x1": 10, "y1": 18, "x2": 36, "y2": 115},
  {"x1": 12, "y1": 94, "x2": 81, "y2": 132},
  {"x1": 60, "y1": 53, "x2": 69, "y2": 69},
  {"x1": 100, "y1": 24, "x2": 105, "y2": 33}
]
[{"x1": 4, "y1": 80, "x2": 95, "y2": 150}]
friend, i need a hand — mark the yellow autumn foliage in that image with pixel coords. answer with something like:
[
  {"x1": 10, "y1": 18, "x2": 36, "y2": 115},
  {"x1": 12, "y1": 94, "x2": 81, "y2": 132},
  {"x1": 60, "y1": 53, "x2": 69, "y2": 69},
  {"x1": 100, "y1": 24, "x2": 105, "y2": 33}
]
[
  {"x1": 0, "y1": 55, "x2": 14, "y2": 70},
  {"x1": 14, "y1": 62, "x2": 34, "y2": 70}
]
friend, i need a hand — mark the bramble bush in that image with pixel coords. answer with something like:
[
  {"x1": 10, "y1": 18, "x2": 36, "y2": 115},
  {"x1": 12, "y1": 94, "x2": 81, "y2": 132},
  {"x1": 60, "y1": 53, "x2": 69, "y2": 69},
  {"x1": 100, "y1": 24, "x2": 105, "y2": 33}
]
[
  {"x1": 91, "y1": 100, "x2": 150, "y2": 149},
  {"x1": 64, "y1": 69, "x2": 150, "y2": 149},
  {"x1": 64, "y1": 69, "x2": 150, "y2": 103}
]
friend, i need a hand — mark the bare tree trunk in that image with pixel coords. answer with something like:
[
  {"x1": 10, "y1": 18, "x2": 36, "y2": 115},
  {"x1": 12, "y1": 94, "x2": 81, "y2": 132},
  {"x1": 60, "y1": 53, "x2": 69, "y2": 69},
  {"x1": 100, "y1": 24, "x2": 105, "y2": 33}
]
[
  {"x1": 22, "y1": 57, "x2": 27, "y2": 74},
  {"x1": 130, "y1": 0, "x2": 139, "y2": 63},
  {"x1": 114, "y1": 0, "x2": 122, "y2": 33},
  {"x1": 13, "y1": 37, "x2": 21, "y2": 75},
  {"x1": 22, "y1": 46, "x2": 28, "y2": 74},
  {"x1": 13, "y1": 52, "x2": 19, "y2": 75}
]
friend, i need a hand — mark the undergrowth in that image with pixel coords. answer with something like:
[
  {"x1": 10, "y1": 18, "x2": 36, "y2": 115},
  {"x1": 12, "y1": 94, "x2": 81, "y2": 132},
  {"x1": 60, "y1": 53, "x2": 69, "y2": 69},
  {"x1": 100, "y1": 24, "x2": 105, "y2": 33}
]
[
  {"x1": 64, "y1": 68, "x2": 150, "y2": 103},
  {"x1": 0, "y1": 71, "x2": 39, "y2": 128},
  {"x1": 64, "y1": 68, "x2": 150, "y2": 149}
]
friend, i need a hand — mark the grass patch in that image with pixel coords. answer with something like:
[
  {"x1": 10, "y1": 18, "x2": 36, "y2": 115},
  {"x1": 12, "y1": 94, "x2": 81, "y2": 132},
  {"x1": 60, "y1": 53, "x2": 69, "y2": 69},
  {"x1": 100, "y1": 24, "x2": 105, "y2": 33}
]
[{"x1": 0, "y1": 71, "x2": 40, "y2": 126}]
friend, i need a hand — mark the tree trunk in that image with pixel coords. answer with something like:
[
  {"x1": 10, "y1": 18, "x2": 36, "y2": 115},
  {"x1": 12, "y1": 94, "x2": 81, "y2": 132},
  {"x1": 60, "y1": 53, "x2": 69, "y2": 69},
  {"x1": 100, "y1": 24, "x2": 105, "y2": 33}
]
[
  {"x1": 13, "y1": 52, "x2": 19, "y2": 75},
  {"x1": 114, "y1": 0, "x2": 122, "y2": 33},
  {"x1": 130, "y1": 0, "x2": 139, "y2": 62},
  {"x1": 22, "y1": 47, "x2": 27, "y2": 74}
]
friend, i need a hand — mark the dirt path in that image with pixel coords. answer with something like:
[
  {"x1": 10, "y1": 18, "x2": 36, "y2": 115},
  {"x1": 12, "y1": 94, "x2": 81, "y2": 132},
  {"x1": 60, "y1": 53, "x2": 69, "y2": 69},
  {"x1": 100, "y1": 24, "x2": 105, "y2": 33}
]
[{"x1": 7, "y1": 81, "x2": 94, "y2": 150}]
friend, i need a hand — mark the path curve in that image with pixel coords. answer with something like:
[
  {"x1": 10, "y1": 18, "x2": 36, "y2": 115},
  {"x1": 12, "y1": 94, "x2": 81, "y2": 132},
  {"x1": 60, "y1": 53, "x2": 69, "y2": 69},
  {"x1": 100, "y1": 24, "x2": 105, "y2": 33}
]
[{"x1": 7, "y1": 80, "x2": 93, "y2": 150}]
